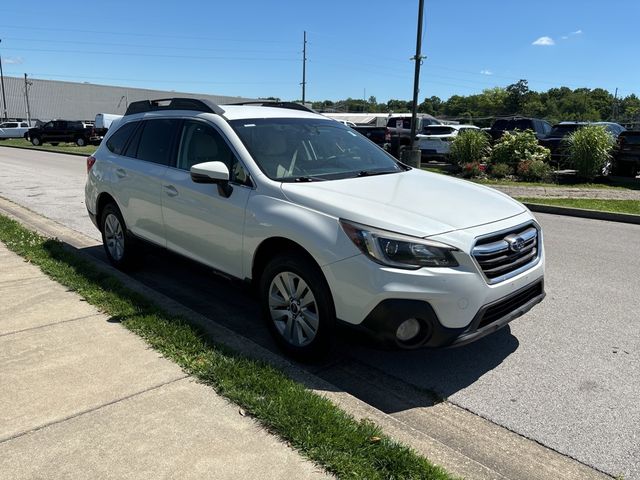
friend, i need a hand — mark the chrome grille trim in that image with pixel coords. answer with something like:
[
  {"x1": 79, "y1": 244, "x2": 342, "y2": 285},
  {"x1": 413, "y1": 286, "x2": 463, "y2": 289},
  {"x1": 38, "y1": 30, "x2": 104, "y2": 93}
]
[{"x1": 471, "y1": 222, "x2": 541, "y2": 285}]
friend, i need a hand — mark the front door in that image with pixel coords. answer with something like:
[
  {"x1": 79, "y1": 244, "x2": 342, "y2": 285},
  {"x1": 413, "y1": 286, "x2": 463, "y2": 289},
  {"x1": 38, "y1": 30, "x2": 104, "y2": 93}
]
[{"x1": 161, "y1": 120, "x2": 251, "y2": 279}]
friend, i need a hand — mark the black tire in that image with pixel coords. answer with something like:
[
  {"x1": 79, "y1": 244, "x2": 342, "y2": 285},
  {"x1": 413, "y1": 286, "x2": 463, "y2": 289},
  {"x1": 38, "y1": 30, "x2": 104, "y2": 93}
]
[
  {"x1": 76, "y1": 136, "x2": 87, "y2": 147},
  {"x1": 259, "y1": 253, "x2": 335, "y2": 361},
  {"x1": 50, "y1": 142, "x2": 59, "y2": 146},
  {"x1": 31, "y1": 137, "x2": 42, "y2": 146},
  {"x1": 99, "y1": 203, "x2": 139, "y2": 270}
]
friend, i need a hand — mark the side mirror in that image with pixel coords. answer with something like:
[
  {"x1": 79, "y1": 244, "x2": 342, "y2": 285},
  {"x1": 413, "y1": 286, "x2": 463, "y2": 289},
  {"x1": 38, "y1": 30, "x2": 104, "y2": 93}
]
[{"x1": 190, "y1": 161, "x2": 233, "y2": 197}]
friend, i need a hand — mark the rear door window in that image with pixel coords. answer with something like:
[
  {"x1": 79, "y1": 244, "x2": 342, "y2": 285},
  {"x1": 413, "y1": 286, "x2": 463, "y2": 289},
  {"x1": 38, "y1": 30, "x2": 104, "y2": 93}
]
[{"x1": 136, "y1": 119, "x2": 181, "y2": 166}]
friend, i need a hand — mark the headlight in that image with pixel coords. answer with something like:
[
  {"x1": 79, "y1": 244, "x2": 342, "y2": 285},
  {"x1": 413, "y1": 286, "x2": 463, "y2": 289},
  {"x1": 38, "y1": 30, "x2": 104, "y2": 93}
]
[{"x1": 340, "y1": 220, "x2": 458, "y2": 269}]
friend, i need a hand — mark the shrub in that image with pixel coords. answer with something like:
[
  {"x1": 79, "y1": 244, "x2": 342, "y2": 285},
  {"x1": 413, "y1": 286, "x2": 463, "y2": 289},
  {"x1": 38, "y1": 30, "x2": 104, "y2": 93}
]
[
  {"x1": 565, "y1": 125, "x2": 615, "y2": 179},
  {"x1": 461, "y1": 162, "x2": 483, "y2": 178},
  {"x1": 517, "y1": 159, "x2": 552, "y2": 182},
  {"x1": 490, "y1": 130, "x2": 550, "y2": 167},
  {"x1": 489, "y1": 162, "x2": 512, "y2": 178},
  {"x1": 449, "y1": 129, "x2": 491, "y2": 166}
]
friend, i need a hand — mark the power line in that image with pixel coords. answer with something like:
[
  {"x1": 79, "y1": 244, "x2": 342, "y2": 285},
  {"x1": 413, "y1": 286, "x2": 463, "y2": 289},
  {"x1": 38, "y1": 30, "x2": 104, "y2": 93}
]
[
  {"x1": 0, "y1": 36, "x2": 299, "y2": 56},
  {"x1": 4, "y1": 47, "x2": 298, "y2": 62},
  {"x1": 0, "y1": 24, "x2": 294, "y2": 44}
]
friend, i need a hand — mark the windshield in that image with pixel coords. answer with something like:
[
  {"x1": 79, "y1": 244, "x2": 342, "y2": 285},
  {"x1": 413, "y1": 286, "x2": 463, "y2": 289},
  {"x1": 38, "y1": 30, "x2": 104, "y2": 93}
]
[
  {"x1": 422, "y1": 126, "x2": 455, "y2": 135},
  {"x1": 548, "y1": 125, "x2": 582, "y2": 138},
  {"x1": 230, "y1": 118, "x2": 403, "y2": 181}
]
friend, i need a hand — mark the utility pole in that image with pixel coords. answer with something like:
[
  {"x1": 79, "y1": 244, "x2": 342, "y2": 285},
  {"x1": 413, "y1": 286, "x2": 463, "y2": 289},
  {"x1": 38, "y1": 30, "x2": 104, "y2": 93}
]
[
  {"x1": 24, "y1": 73, "x2": 32, "y2": 125},
  {"x1": 0, "y1": 39, "x2": 8, "y2": 121},
  {"x1": 612, "y1": 87, "x2": 618, "y2": 121},
  {"x1": 405, "y1": 0, "x2": 426, "y2": 167},
  {"x1": 301, "y1": 31, "x2": 307, "y2": 104}
]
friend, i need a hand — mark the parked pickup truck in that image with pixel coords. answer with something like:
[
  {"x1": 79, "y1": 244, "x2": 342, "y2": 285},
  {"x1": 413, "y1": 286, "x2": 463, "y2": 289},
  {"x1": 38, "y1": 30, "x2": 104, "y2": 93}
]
[
  {"x1": 384, "y1": 114, "x2": 442, "y2": 158},
  {"x1": 94, "y1": 113, "x2": 123, "y2": 137},
  {"x1": 351, "y1": 125, "x2": 386, "y2": 147},
  {"x1": 26, "y1": 120, "x2": 103, "y2": 147}
]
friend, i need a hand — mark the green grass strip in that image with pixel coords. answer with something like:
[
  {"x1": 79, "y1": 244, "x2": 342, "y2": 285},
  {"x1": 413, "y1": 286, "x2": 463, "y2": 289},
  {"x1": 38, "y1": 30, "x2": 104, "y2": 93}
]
[
  {"x1": 0, "y1": 214, "x2": 455, "y2": 480},
  {"x1": 0, "y1": 138, "x2": 96, "y2": 156},
  {"x1": 517, "y1": 197, "x2": 640, "y2": 215}
]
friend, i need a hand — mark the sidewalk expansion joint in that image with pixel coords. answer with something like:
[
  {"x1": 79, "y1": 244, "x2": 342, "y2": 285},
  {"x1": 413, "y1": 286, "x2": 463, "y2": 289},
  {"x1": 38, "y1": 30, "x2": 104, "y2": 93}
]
[
  {"x1": 0, "y1": 375, "x2": 190, "y2": 445},
  {"x1": 0, "y1": 313, "x2": 105, "y2": 338}
]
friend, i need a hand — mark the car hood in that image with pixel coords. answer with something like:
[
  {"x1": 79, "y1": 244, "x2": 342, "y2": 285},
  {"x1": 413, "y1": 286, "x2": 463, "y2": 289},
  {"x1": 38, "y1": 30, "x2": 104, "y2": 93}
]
[{"x1": 280, "y1": 169, "x2": 526, "y2": 237}]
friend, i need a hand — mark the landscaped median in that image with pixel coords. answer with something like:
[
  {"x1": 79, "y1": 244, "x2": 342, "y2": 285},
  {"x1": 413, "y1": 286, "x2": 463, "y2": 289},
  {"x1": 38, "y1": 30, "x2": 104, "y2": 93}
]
[
  {"x1": 516, "y1": 197, "x2": 640, "y2": 216},
  {"x1": 0, "y1": 213, "x2": 455, "y2": 480}
]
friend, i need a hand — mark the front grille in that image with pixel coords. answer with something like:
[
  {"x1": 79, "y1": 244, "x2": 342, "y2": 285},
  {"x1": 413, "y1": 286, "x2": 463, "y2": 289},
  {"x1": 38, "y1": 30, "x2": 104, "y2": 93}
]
[
  {"x1": 472, "y1": 223, "x2": 540, "y2": 284},
  {"x1": 477, "y1": 281, "x2": 543, "y2": 329}
]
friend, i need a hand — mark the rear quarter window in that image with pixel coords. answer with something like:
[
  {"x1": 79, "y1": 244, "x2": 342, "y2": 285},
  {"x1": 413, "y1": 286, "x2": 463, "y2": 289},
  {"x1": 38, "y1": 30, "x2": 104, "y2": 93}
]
[{"x1": 106, "y1": 121, "x2": 139, "y2": 156}]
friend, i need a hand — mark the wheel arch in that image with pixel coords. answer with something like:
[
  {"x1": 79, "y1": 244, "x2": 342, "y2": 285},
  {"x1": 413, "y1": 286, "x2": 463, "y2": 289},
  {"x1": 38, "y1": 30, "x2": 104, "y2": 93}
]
[
  {"x1": 251, "y1": 237, "x2": 324, "y2": 288},
  {"x1": 96, "y1": 192, "x2": 121, "y2": 224}
]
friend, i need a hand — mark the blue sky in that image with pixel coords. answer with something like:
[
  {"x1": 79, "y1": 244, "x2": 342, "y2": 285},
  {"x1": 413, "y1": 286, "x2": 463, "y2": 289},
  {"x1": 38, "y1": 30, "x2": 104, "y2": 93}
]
[{"x1": 1, "y1": 0, "x2": 638, "y2": 102}]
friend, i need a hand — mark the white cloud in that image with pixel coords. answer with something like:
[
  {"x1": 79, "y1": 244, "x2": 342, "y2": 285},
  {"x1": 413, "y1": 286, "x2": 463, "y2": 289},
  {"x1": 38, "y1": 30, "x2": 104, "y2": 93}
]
[
  {"x1": 561, "y1": 36, "x2": 569, "y2": 40},
  {"x1": 532, "y1": 36, "x2": 555, "y2": 46},
  {"x1": 572, "y1": 29, "x2": 583, "y2": 35},
  {"x1": 4, "y1": 56, "x2": 24, "y2": 65},
  {"x1": 480, "y1": 69, "x2": 493, "y2": 75}
]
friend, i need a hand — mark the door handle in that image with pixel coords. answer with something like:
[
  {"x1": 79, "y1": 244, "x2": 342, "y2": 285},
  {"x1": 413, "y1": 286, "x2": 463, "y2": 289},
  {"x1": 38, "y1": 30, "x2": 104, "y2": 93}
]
[
  {"x1": 115, "y1": 168, "x2": 127, "y2": 178},
  {"x1": 163, "y1": 185, "x2": 179, "y2": 197}
]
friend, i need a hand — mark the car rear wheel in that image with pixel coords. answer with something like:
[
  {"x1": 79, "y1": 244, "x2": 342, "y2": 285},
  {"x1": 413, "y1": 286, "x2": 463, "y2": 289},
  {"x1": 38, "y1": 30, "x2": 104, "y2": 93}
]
[
  {"x1": 260, "y1": 253, "x2": 335, "y2": 360},
  {"x1": 31, "y1": 137, "x2": 41, "y2": 146},
  {"x1": 76, "y1": 137, "x2": 87, "y2": 147},
  {"x1": 100, "y1": 203, "x2": 138, "y2": 270}
]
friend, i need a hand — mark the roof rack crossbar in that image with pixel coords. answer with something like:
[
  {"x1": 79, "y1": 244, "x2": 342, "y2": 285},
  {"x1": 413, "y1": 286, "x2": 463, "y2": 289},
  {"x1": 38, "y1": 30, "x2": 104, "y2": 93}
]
[
  {"x1": 228, "y1": 101, "x2": 316, "y2": 113},
  {"x1": 124, "y1": 98, "x2": 225, "y2": 116}
]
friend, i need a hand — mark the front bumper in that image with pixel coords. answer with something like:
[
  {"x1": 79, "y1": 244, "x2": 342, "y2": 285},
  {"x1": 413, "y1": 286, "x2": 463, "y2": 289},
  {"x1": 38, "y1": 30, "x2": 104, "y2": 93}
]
[{"x1": 343, "y1": 279, "x2": 544, "y2": 349}]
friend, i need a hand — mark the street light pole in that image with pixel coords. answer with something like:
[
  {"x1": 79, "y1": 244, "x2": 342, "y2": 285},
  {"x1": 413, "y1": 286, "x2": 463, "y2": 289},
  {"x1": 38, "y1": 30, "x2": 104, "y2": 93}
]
[
  {"x1": 24, "y1": 73, "x2": 32, "y2": 125},
  {"x1": 0, "y1": 39, "x2": 8, "y2": 121}
]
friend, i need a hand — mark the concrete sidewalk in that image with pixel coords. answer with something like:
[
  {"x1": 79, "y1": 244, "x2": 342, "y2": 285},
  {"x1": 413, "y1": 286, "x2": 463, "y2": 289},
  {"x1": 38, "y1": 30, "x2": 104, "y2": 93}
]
[{"x1": 0, "y1": 242, "x2": 330, "y2": 479}]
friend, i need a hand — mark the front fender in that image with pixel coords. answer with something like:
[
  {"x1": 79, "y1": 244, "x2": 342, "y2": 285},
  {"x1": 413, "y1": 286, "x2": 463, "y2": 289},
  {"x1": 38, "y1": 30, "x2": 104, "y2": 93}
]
[{"x1": 242, "y1": 193, "x2": 359, "y2": 279}]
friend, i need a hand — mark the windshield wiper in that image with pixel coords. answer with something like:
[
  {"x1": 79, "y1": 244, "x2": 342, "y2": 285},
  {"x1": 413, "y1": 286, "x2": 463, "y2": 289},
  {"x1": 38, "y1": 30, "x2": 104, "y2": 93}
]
[
  {"x1": 292, "y1": 176, "x2": 326, "y2": 182},
  {"x1": 356, "y1": 169, "x2": 398, "y2": 177}
]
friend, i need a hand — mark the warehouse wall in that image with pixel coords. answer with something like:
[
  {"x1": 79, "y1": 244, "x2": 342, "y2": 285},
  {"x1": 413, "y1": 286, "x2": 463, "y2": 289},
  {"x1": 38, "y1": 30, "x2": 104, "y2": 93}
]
[{"x1": 0, "y1": 76, "x2": 256, "y2": 122}]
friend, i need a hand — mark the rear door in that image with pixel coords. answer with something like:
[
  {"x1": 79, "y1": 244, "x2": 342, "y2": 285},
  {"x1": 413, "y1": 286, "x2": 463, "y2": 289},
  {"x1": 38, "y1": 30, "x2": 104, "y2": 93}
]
[
  {"x1": 161, "y1": 119, "x2": 252, "y2": 278},
  {"x1": 108, "y1": 118, "x2": 180, "y2": 246}
]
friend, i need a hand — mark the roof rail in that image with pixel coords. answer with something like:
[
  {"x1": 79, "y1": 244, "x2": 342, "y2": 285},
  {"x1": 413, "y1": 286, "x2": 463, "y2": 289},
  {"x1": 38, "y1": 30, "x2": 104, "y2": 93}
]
[
  {"x1": 124, "y1": 98, "x2": 225, "y2": 116},
  {"x1": 227, "y1": 101, "x2": 316, "y2": 114}
]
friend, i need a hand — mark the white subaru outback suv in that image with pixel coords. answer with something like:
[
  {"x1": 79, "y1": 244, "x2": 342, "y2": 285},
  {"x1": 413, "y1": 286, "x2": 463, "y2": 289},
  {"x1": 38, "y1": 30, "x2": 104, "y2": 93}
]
[{"x1": 85, "y1": 98, "x2": 545, "y2": 359}]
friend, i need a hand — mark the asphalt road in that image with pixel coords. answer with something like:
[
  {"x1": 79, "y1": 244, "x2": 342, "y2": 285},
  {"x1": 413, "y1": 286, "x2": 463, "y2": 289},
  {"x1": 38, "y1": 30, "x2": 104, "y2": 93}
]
[{"x1": 1, "y1": 146, "x2": 639, "y2": 479}]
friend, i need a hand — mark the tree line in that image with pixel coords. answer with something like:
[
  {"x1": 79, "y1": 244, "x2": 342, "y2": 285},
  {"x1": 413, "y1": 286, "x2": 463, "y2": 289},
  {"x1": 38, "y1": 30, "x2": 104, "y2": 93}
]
[{"x1": 309, "y1": 80, "x2": 640, "y2": 127}]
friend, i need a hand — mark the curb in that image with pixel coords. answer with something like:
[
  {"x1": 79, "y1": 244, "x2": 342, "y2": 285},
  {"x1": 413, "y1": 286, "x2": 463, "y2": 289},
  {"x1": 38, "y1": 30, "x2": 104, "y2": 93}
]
[{"x1": 524, "y1": 202, "x2": 640, "y2": 225}]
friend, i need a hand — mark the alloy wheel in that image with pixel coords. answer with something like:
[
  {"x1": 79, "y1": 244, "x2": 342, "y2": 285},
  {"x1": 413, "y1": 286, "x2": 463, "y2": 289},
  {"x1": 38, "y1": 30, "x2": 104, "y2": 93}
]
[{"x1": 268, "y1": 271, "x2": 319, "y2": 347}]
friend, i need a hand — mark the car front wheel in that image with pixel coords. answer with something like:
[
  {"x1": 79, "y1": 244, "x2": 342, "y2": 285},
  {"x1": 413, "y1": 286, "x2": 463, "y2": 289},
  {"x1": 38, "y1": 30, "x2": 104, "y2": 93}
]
[
  {"x1": 31, "y1": 137, "x2": 41, "y2": 146},
  {"x1": 260, "y1": 253, "x2": 335, "y2": 360},
  {"x1": 100, "y1": 203, "x2": 138, "y2": 270}
]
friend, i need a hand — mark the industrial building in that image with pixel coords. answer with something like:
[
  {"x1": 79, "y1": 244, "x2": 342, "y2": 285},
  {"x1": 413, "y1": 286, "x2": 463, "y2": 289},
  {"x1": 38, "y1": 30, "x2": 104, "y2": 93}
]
[{"x1": 0, "y1": 75, "x2": 256, "y2": 123}]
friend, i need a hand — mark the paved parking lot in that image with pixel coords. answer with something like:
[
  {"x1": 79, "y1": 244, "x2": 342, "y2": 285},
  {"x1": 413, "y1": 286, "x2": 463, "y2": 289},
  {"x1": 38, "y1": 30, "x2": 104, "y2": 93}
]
[{"x1": 1, "y1": 147, "x2": 638, "y2": 479}]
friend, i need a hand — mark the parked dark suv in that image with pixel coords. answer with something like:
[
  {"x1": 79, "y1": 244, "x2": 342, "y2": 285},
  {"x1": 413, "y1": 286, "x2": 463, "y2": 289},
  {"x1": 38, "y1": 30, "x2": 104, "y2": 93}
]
[
  {"x1": 612, "y1": 130, "x2": 640, "y2": 177},
  {"x1": 27, "y1": 120, "x2": 102, "y2": 147},
  {"x1": 488, "y1": 117, "x2": 552, "y2": 142},
  {"x1": 540, "y1": 122, "x2": 626, "y2": 168}
]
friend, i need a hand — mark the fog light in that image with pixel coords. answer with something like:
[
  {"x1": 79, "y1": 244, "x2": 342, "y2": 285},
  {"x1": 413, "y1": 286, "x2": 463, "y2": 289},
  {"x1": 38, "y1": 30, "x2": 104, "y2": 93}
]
[{"x1": 396, "y1": 318, "x2": 421, "y2": 342}]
